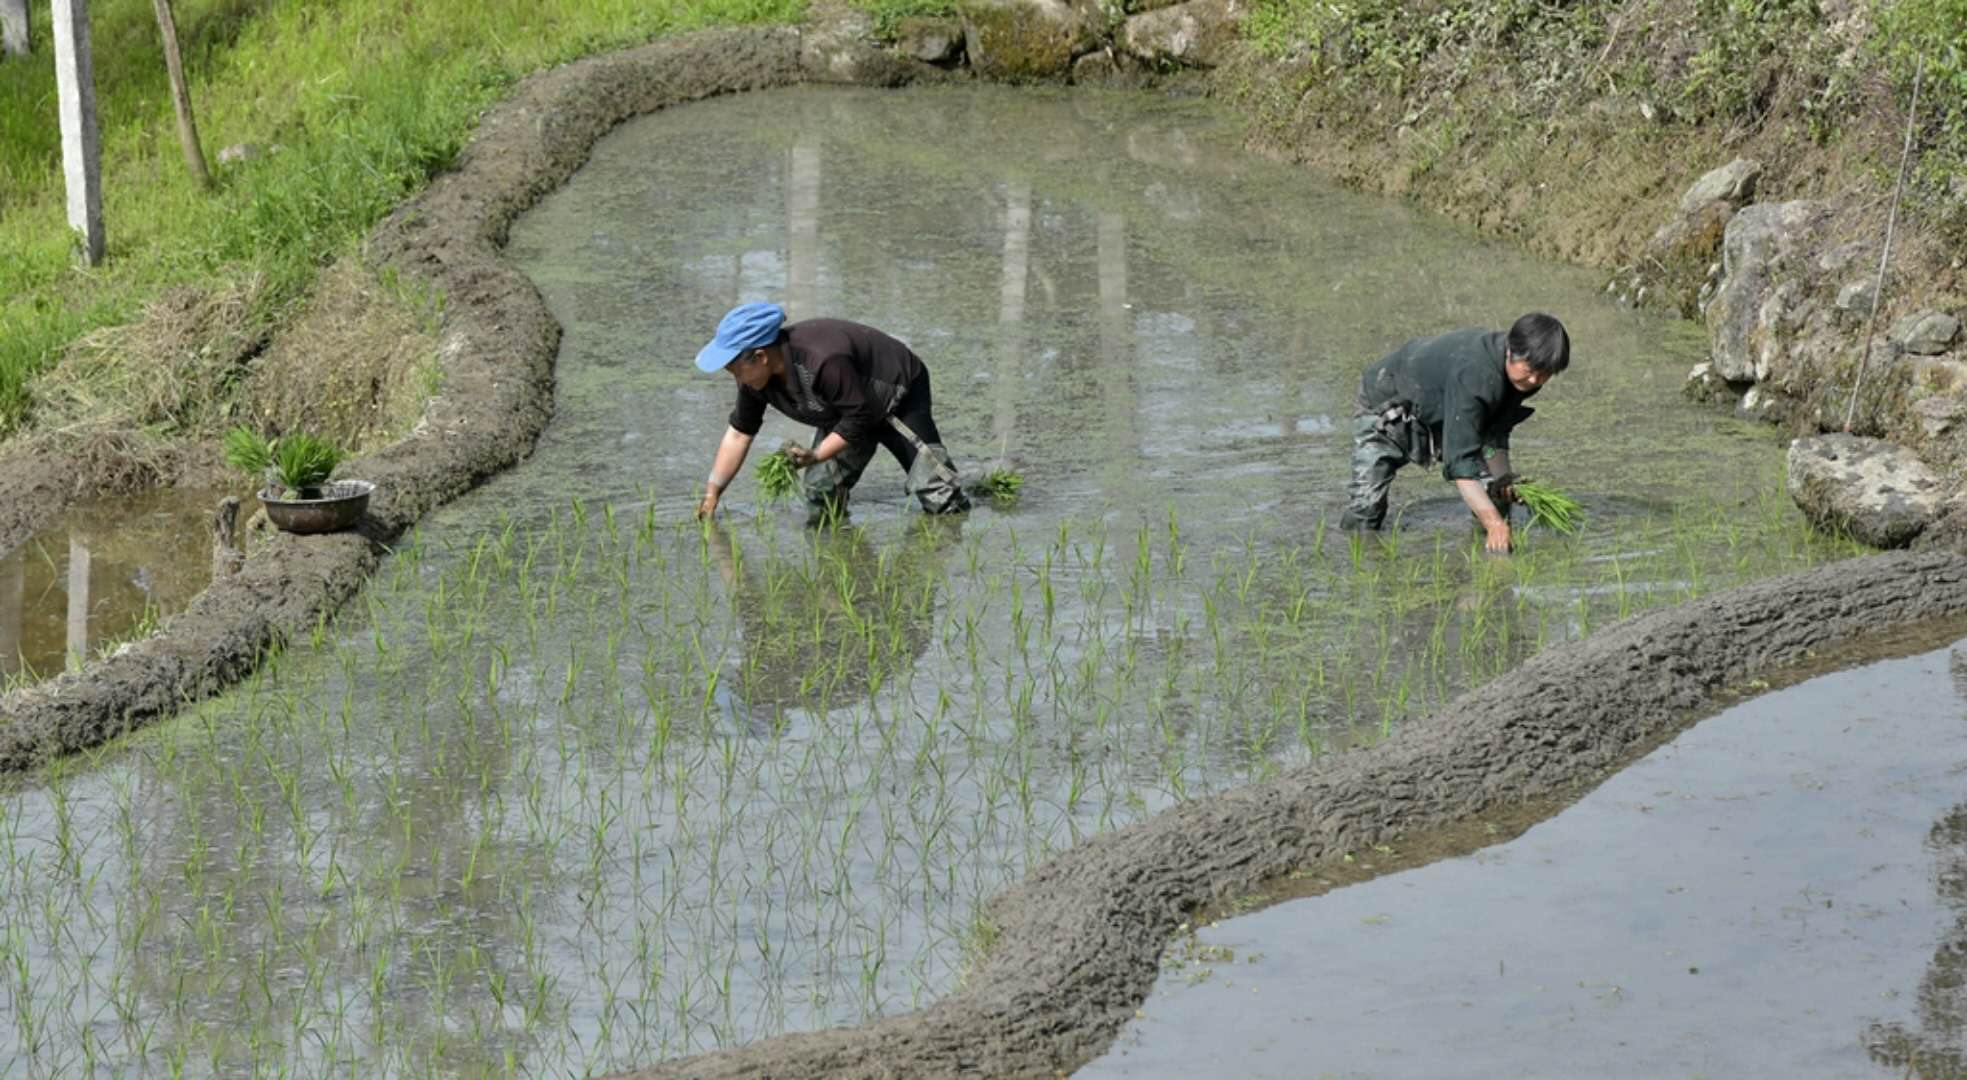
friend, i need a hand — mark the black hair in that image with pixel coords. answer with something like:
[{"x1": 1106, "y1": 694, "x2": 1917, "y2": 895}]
[{"x1": 1507, "y1": 313, "x2": 1570, "y2": 374}]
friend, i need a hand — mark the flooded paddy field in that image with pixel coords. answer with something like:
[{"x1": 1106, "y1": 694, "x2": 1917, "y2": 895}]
[
  {"x1": 0, "y1": 86, "x2": 1865, "y2": 1075},
  {"x1": 1082, "y1": 634, "x2": 1967, "y2": 1079}
]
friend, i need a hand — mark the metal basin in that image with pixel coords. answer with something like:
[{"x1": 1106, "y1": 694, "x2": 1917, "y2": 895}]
[{"x1": 258, "y1": 480, "x2": 374, "y2": 534}]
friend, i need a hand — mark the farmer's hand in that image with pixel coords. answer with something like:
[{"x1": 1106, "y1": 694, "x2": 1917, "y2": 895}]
[
  {"x1": 1483, "y1": 520, "x2": 1513, "y2": 555},
  {"x1": 695, "y1": 490, "x2": 720, "y2": 519},
  {"x1": 785, "y1": 446, "x2": 820, "y2": 470}
]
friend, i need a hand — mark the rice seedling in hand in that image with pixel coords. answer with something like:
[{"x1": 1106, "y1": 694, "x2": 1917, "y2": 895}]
[
  {"x1": 972, "y1": 467, "x2": 1024, "y2": 504},
  {"x1": 1511, "y1": 479, "x2": 1585, "y2": 535},
  {"x1": 755, "y1": 449, "x2": 801, "y2": 502}
]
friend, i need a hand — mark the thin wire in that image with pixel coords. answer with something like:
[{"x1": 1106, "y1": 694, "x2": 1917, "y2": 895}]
[{"x1": 1844, "y1": 53, "x2": 1926, "y2": 434}]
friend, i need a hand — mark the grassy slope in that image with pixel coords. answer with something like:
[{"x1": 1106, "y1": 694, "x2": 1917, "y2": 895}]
[
  {"x1": 0, "y1": 0, "x2": 807, "y2": 437},
  {"x1": 1221, "y1": 0, "x2": 1967, "y2": 304}
]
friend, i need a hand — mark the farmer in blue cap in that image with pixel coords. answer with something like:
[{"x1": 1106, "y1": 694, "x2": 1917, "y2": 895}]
[{"x1": 693, "y1": 302, "x2": 970, "y2": 520}]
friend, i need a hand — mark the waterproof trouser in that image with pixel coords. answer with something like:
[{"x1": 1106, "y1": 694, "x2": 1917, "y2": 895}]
[
  {"x1": 1339, "y1": 413, "x2": 1410, "y2": 531},
  {"x1": 803, "y1": 370, "x2": 970, "y2": 517}
]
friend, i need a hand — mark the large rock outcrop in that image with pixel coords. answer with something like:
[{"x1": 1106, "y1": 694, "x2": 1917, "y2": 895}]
[{"x1": 1787, "y1": 433, "x2": 1950, "y2": 548}]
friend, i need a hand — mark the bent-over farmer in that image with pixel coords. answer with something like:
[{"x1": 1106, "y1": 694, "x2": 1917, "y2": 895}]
[
  {"x1": 1339, "y1": 313, "x2": 1571, "y2": 553},
  {"x1": 693, "y1": 302, "x2": 970, "y2": 520}
]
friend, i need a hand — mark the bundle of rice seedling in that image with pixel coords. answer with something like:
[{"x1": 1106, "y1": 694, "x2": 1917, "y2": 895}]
[
  {"x1": 973, "y1": 467, "x2": 1024, "y2": 504},
  {"x1": 755, "y1": 449, "x2": 801, "y2": 501},
  {"x1": 1512, "y1": 479, "x2": 1585, "y2": 535}
]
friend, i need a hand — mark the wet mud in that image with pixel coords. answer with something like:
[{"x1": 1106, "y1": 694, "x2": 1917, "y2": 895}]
[{"x1": 0, "y1": 27, "x2": 937, "y2": 770}]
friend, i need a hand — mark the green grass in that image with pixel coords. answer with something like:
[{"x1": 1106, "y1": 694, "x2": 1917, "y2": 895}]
[{"x1": 0, "y1": 0, "x2": 807, "y2": 437}]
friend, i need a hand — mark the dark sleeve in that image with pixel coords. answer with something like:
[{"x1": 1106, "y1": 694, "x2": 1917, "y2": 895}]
[
  {"x1": 1487, "y1": 405, "x2": 1534, "y2": 453},
  {"x1": 729, "y1": 386, "x2": 766, "y2": 437},
  {"x1": 1439, "y1": 366, "x2": 1501, "y2": 481},
  {"x1": 812, "y1": 355, "x2": 883, "y2": 446}
]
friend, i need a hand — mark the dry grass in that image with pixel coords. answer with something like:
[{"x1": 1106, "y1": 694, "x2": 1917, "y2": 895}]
[
  {"x1": 14, "y1": 260, "x2": 438, "y2": 494},
  {"x1": 241, "y1": 261, "x2": 441, "y2": 454}
]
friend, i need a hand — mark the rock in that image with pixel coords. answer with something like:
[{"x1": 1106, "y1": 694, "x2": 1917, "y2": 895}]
[
  {"x1": 1787, "y1": 434, "x2": 1947, "y2": 548},
  {"x1": 1891, "y1": 311, "x2": 1962, "y2": 356},
  {"x1": 1071, "y1": 47, "x2": 1121, "y2": 82},
  {"x1": 1817, "y1": 241, "x2": 1871, "y2": 274},
  {"x1": 1705, "y1": 200, "x2": 1830, "y2": 383},
  {"x1": 1679, "y1": 158, "x2": 1762, "y2": 215},
  {"x1": 1118, "y1": 0, "x2": 1244, "y2": 68},
  {"x1": 1684, "y1": 361, "x2": 1738, "y2": 405},
  {"x1": 1912, "y1": 393, "x2": 1967, "y2": 439},
  {"x1": 1650, "y1": 201, "x2": 1735, "y2": 258},
  {"x1": 803, "y1": 12, "x2": 938, "y2": 84},
  {"x1": 217, "y1": 142, "x2": 263, "y2": 166},
  {"x1": 896, "y1": 16, "x2": 965, "y2": 63},
  {"x1": 1650, "y1": 159, "x2": 1762, "y2": 260},
  {"x1": 959, "y1": 0, "x2": 1101, "y2": 80},
  {"x1": 1738, "y1": 384, "x2": 1774, "y2": 421},
  {"x1": 1835, "y1": 278, "x2": 1876, "y2": 313}
]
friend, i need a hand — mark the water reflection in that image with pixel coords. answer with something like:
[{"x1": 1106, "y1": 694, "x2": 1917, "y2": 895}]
[
  {"x1": 1865, "y1": 802, "x2": 1967, "y2": 1075},
  {"x1": 0, "y1": 489, "x2": 224, "y2": 681},
  {"x1": 707, "y1": 517, "x2": 959, "y2": 726}
]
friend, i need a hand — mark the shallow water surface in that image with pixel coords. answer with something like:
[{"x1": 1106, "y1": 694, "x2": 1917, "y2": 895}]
[
  {"x1": 0, "y1": 86, "x2": 1862, "y2": 1076},
  {"x1": 0, "y1": 489, "x2": 228, "y2": 681},
  {"x1": 1081, "y1": 638, "x2": 1967, "y2": 1079}
]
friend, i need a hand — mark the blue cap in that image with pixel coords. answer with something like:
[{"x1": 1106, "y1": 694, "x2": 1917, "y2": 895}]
[{"x1": 695, "y1": 302, "x2": 786, "y2": 373}]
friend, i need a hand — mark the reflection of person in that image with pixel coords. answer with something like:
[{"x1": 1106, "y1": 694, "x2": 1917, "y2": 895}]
[
  {"x1": 1864, "y1": 803, "x2": 1967, "y2": 1074},
  {"x1": 692, "y1": 302, "x2": 970, "y2": 521},
  {"x1": 1339, "y1": 313, "x2": 1571, "y2": 553},
  {"x1": 704, "y1": 517, "x2": 957, "y2": 717}
]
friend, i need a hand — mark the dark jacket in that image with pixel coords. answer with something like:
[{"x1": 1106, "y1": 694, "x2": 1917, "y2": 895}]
[
  {"x1": 1357, "y1": 329, "x2": 1538, "y2": 481},
  {"x1": 729, "y1": 319, "x2": 924, "y2": 447}
]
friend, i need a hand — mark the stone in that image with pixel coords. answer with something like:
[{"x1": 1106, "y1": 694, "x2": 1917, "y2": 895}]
[
  {"x1": 1118, "y1": 0, "x2": 1244, "y2": 68},
  {"x1": 1912, "y1": 393, "x2": 1967, "y2": 439},
  {"x1": 1072, "y1": 47, "x2": 1121, "y2": 82},
  {"x1": 1835, "y1": 278, "x2": 1876, "y2": 313},
  {"x1": 802, "y1": 11, "x2": 930, "y2": 84},
  {"x1": 1705, "y1": 200, "x2": 1829, "y2": 383},
  {"x1": 1817, "y1": 241, "x2": 1871, "y2": 274},
  {"x1": 1738, "y1": 384, "x2": 1774, "y2": 421},
  {"x1": 896, "y1": 16, "x2": 964, "y2": 63},
  {"x1": 1679, "y1": 158, "x2": 1762, "y2": 215},
  {"x1": 1787, "y1": 433, "x2": 1947, "y2": 548},
  {"x1": 959, "y1": 0, "x2": 1101, "y2": 80},
  {"x1": 217, "y1": 142, "x2": 262, "y2": 166},
  {"x1": 1891, "y1": 311, "x2": 1962, "y2": 356}
]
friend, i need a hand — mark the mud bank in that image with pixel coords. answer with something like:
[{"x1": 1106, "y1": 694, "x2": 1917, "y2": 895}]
[
  {"x1": 613, "y1": 549, "x2": 1967, "y2": 1078},
  {"x1": 0, "y1": 27, "x2": 944, "y2": 772}
]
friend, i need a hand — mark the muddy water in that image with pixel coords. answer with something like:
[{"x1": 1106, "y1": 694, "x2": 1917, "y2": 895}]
[
  {"x1": 0, "y1": 87, "x2": 1862, "y2": 1077},
  {"x1": 0, "y1": 489, "x2": 228, "y2": 682},
  {"x1": 1081, "y1": 637, "x2": 1967, "y2": 1079}
]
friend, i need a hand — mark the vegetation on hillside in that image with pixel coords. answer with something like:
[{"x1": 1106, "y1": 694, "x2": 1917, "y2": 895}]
[
  {"x1": 1230, "y1": 0, "x2": 1966, "y2": 279},
  {"x1": 0, "y1": 0, "x2": 804, "y2": 442}
]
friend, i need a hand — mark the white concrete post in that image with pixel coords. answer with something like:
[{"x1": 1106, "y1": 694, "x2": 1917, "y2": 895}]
[
  {"x1": 1, "y1": 0, "x2": 30, "y2": 58},
  {"x1": 51, "y1": 0, "x2": 105, "y2": 265}
]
